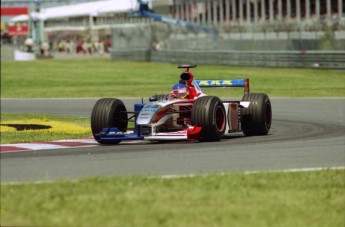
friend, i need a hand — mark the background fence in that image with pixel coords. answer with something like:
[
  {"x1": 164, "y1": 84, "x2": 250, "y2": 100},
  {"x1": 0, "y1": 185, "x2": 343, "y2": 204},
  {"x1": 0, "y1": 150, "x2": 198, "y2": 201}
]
[{"x1": 111, "y1": 49, "x2": 345, "y2": 69}]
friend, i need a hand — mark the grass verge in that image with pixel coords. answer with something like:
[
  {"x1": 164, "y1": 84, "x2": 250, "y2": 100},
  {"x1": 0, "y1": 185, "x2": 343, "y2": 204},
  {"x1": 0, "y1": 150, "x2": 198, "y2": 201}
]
[
  {"x1": 1, "y1": 169, "x2": 344, "y2": 227},
  {"x1": 1, "y1": 60, "x2": 345, "y2": 98},
  {"x1": 0, "y1": 113, "x2": 91, "y2": 144}
]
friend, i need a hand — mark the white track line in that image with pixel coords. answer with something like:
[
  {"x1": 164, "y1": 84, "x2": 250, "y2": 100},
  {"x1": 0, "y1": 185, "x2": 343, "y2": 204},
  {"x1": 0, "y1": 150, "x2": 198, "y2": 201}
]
[
  {"x1": 2, "y1": 167, "x2": 344, "y2": 185},
  {"x1": 160, "y1": 166, "x2": 345, "y2": 179}
]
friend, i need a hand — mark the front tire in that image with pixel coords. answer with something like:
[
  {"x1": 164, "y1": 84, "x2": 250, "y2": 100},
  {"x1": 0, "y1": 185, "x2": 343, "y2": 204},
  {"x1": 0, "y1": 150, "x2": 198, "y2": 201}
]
[
  {"x1": 240, "y1": 93, "x2": 272, "y2": 136},
  {"x1": 191, "y1": 96, "x2": 226, "y2": 141},
  {"x1": 91, "y1": 98, "x2": 128, "y2": 144}
]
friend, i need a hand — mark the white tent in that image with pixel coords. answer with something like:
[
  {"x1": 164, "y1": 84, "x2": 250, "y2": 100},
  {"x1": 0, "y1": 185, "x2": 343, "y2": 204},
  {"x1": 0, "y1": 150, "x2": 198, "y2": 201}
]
[{"x1": 11, "y1": 0, "x2": 140, "y2": 22}]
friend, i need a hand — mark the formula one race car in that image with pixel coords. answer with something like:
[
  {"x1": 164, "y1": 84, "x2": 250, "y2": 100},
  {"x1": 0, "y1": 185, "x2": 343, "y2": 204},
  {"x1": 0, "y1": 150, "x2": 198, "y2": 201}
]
[{"x1": 91, "y1": 65, "x2": 272, "y2": 144}]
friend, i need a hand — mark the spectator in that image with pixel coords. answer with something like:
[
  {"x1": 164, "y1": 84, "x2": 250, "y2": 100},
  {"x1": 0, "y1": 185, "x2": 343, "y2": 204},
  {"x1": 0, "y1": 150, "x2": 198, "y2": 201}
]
[
  {"x1": 152, "y1": 40, "x2": 160, "y2": 51},
  {"x1": 24, "y1": 37, "x2": 34, "y2": 52},
  {"x1": 76, "y1": 41, "x2": 83, "y2": 54},
  {"x1": 58, "y1": 40, "x2": 65, "y2": 52},
  {"x1": 88, "y1": 41, "x2": 93, "y2": 54},
  {"x1": 98, "y1": 41, "x2": 104, "y2": 55},
  {"x1": 82, "y1": 41, "x2": 88, "y2": 54},
  {"x1": 94, "y1": 40, "x2": 99, "y2": 54}
]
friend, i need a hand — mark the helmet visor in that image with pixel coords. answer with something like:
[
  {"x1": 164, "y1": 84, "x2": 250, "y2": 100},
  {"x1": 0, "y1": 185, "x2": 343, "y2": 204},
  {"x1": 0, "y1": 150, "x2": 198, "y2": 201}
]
[{"x1": 173, "y1": 87, "x2": 188, "y2": 98}]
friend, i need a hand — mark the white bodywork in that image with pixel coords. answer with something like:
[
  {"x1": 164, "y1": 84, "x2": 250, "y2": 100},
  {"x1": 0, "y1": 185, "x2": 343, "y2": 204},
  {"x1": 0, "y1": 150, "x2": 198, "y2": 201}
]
[{"x1": 136, "y1": 97, "x2": 250, "y2": 140}]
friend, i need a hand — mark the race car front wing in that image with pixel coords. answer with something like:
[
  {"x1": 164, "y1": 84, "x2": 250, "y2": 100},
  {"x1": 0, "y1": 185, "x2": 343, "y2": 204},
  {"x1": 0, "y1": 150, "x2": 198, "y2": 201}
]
[{"x1": 96, "y1": 126, "x2": 204, "y2": 143}]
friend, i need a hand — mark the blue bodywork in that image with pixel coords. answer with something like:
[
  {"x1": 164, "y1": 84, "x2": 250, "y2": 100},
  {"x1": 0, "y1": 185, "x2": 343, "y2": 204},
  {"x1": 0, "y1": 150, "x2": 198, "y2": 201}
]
[
  {"x1": 97, "y1": 103, "x2": 145, "y2": 143},
  {"x1": 98, "y1": 127, "x2": 144, "y2": 141}
]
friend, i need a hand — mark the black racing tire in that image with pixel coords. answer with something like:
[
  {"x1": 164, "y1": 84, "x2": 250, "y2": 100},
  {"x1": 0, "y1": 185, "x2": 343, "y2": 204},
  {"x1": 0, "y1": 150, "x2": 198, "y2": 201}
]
[
  {"x1": 191, "y1": 96, "x2": 226, "y2": 142},
  {"x1": 240, "y1": 93, "x2": 272, "y2": 136},
  {"x1": 91, "y1": 98, "x2": 128, "y2": 144}
]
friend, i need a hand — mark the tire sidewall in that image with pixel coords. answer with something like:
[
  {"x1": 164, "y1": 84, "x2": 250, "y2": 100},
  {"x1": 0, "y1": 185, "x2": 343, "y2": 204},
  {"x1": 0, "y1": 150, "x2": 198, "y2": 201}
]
[
  {"x1": 241, "y1": 93, "x2": 272, "y2": 136},
  {"x1": 91, "y1": 98, "x2": 127, "y2": 143},
  {"x1": 192, "y1": 96, "x2": 226, "y2": 141}
]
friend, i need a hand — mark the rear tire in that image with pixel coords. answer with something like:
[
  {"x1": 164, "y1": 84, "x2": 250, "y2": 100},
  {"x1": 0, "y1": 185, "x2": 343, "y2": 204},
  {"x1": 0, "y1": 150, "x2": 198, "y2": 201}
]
[
  {"x1": 91, "y1": 98, "x2": 128, "y2": 144},
  {"x1": 240, "y1": 93, "x2": 272, "y2": 136},
  {"x1": 191, "y1": 96, "x2": 226, "y2": 141}
]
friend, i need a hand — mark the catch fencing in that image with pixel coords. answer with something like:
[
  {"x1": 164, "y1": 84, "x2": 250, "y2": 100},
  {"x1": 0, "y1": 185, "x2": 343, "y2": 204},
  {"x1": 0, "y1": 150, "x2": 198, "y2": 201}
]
[{"x1": 111, "y1": 49, "x2": 345, "y2": 69}]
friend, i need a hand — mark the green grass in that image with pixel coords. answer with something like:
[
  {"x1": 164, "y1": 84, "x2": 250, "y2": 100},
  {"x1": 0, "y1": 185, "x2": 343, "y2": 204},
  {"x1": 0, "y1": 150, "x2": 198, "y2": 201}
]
[
  {"x1": 1, "y1": 59, "x2": 344, "y2": 98},
  {"x1": 1, "y1": 169, "x2": 344, "y2": 227},
  {"x1": 0, "y1": 113, "x2": 92, "y2": 144},
  {"x1": 1, "y1": 60, "x2": 344, "y2": 227},
  {"x1": 2, "y1": 60, "x2": 343, "y2": 144}
]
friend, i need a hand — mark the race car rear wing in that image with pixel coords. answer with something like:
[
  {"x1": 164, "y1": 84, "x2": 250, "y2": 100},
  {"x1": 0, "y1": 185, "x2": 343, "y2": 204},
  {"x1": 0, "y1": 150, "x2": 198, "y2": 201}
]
[{"x1": 195, "y1": 78, "x2": 250, "y2": 94}]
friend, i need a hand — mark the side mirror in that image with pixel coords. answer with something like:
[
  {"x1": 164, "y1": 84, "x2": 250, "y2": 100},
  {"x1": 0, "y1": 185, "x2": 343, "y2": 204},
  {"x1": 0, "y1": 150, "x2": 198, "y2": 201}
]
[{"x1": 149, "y1": 95, "x2": 158, "y2": 102}]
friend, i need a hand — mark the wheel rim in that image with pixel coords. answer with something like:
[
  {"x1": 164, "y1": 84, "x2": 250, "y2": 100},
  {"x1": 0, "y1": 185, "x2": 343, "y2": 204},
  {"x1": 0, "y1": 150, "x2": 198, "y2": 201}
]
[{"x1": 215, "y1": 105, "x2": 226, "y2": 132}]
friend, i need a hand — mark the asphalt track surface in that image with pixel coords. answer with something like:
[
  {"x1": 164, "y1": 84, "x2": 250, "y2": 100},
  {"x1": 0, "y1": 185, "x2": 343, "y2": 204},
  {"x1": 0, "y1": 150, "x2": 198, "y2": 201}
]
[{"x1": 1, "y1": 98, "x2": 344, "y2": 183}]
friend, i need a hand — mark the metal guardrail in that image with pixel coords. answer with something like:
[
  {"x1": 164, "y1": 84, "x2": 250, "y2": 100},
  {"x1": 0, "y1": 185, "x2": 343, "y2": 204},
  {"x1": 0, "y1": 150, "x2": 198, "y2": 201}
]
[
  {"x1": 111, "y1": 49, "x2": 345, "y2": 69},
  {"x1": 111, "y1": 49, "x2": 151, "y2": 61}
]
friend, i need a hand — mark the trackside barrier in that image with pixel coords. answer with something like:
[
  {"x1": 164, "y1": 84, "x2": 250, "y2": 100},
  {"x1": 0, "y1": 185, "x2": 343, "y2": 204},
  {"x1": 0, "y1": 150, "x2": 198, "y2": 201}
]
[{"x1": 111, "y1": 49, "x2": 345, "y2": 69}]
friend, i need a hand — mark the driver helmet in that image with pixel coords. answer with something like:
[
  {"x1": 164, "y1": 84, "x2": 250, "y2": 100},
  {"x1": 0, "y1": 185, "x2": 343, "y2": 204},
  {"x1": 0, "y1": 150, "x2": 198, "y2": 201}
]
[{"x1": 170, "y1": 83, "x2": 189, "y2": 99}]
